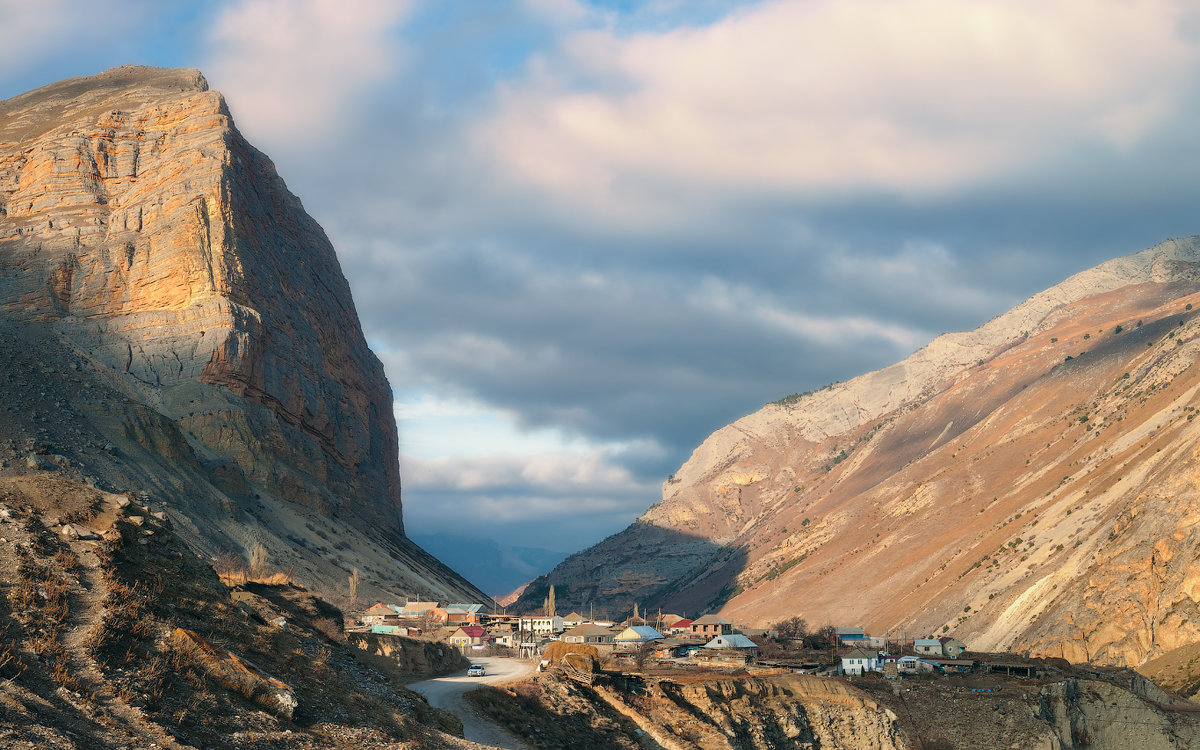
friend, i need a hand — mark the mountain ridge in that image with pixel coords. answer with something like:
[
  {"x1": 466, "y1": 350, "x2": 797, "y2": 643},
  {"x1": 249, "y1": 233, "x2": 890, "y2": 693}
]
[{"x1": 520, "y1": 236, "x2": 1200, "y2": 666}]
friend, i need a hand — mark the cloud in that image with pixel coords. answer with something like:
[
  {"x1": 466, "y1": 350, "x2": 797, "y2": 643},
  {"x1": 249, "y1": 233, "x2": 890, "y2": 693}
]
[
  {"x1": 476, "y1": 0, "x2": 1199, "y2": 217},
  {"x1": 205, "y1": 0, "x2": 412, "y2": 144},
  {"x1": 400, "y1": 449, "x2": 659, "y2": 550}
]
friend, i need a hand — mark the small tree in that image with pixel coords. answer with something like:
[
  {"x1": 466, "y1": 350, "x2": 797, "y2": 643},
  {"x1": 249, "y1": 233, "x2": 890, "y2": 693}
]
[
  {"x1": 248, "y1": 542, "x2": 268, "y2": 579},
  {"x1": 348, "y1": 568, "x2": 360, "y2": 609},
  {"x1": 771, "y1": 616, "x2": 809, "y2": 641}
]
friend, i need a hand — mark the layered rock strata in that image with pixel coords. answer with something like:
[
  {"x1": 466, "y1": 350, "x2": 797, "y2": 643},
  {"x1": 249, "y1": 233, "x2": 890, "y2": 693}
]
[
  {"x1": 0, "y1": 65, "x2": 398, "y2": 531},
  {"x1": 0, "y1": 67, "x2": 486, "y2": 604}
]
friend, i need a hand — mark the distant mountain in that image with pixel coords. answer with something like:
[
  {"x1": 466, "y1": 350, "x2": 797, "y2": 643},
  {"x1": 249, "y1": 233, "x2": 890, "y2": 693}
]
[
  {"x1": 518, "y1": 237, "x2": 1200, "y2": 666},
  {"x1": 410, "y1": 533, "x2": 567, "y2": 598}
]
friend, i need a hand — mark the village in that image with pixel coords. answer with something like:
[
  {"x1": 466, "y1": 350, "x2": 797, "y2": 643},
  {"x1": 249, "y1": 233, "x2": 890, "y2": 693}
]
[{"x1": 350, "y1": 599, "x2": 1052, "y2": 680}]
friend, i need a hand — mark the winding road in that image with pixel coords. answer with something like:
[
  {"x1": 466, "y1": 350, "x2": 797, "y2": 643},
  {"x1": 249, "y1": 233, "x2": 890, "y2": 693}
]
[{"x1": 410, "y1": 656, "x2": 536, "y2": 749}]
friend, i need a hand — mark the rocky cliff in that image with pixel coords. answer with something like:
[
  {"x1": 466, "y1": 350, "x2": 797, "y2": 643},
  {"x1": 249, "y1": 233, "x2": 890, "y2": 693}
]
[
  {"x1": 475, "y1": 669, "x2": 1200, "y2": 749},
  {"x1": 521, "y1": 236, "x2": 1200, "y2": 666},
  {"x1": 0, "y1": 67, "x2": 486, "y2": 604}
]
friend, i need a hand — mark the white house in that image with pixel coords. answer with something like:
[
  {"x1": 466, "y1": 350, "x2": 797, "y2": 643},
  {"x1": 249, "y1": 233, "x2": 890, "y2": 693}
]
[
  {"x1": 704, "y1": 634, "x2": 759, "y2": 654},
  {"x1": 841, "y1": 648, "x2": 881, "y2": 676},
  {"x1": 519, "y1": 615, "x2": 565, "y2": 634},
  {"x1": 914, "y1": 639, "x2": 943, "y2": 655}
]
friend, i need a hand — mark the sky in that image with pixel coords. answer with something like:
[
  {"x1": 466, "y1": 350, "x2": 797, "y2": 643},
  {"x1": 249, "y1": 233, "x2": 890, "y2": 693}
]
[{"x1": 5, "y1": 0, "x2": 1200, "y2": 564}]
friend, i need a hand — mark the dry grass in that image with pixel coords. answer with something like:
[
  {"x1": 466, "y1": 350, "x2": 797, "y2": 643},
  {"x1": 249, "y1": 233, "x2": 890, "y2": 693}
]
[
  {"x1": 311, "y1": 617, "x2": 344, "y2": 644},
  {"x1": 216, "y1": 570, "x2": 295, "y2": 587}
]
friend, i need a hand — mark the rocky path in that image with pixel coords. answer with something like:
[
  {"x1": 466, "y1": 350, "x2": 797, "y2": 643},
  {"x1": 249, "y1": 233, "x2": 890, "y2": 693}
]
[
  {"x1": 410, "y1": 656, "x2": 535, "y2": 749},
  {"x1": 59, "y1": 529, "x2": 185, "y2": 749}
]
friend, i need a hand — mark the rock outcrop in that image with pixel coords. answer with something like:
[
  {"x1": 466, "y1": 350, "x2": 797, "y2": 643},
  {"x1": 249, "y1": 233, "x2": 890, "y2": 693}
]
[
  {"x1": 521, "y1": 236, "x2": 1200, "y2": 666},
  {"x1": 0, "y1": 67, "x2": 486, "y2": 604},
  {"x1": 0, "y1": 65, "x2": 397, "y2": 531},
  {"x1": 484, "y1": 669, "x2": 1200, "y2": 749}
]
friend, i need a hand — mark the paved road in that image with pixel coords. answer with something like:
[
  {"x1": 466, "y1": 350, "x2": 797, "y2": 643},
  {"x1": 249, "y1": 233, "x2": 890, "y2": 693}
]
[{"x1": 410, "y1": 656, "x2": 536, "y2": 749}]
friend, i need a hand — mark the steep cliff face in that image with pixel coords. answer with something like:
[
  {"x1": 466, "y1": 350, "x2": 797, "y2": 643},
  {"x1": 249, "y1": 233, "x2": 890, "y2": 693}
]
[
  {"x1": 0, "y1": 65, "x2": 398, "y2": 532},
  {"x1": 0, "y1": 67, "x2": 485, "y2": 604},
  {"x1": 522, "y1": 237, "x2": 1200, "y2": 665}
]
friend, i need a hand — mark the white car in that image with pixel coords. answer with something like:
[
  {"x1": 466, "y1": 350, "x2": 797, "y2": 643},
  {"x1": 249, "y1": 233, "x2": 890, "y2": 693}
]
[{"x1": 467, "y1": 664, "x2": 485, "y2": 677}]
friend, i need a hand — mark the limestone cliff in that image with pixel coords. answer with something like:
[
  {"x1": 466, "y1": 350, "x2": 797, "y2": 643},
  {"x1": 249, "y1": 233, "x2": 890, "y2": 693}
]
[
  {"x1": 0, "y1": 67, "x2": 486, "y2": 604},
  {"x1": 521, "y1": 236, "x2": 1200, "y2": 666}
]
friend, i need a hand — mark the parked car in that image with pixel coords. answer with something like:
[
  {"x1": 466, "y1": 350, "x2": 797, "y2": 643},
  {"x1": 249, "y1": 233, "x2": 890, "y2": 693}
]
[{"x1": 467, "y1": 664, "x2": 485, "y2": 677}]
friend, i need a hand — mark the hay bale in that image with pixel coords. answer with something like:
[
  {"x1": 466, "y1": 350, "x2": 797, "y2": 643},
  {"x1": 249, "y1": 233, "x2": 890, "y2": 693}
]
[{"x1": 543, "y1": 641, "x2": 599, "y2": 663}]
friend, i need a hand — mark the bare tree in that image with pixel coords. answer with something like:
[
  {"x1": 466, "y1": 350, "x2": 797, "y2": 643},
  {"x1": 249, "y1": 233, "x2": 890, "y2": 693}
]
[
  {"x1": 349, "y1": 568, "x2": 360, "y2": 609},
  {"x1": 547, "y1": 585, "x2": 556, "y2": 618},
  {"x1": 633, "y1": 640, "x2": 655, "y2": 671},
  {"x1": 771, "y1": 616, "x2": 809, "y2": 641}
]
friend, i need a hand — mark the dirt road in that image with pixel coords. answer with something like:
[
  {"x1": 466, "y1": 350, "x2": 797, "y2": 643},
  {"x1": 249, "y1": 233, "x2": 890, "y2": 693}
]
[{"x1": 410, "y1": 656, "x2": 536, "y2": 749}]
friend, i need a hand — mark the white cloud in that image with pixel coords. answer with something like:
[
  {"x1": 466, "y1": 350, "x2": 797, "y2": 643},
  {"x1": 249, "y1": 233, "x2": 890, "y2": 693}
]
[
  {"x1": 205, "y1": 0, "x2": 411, "y2": 144},
  {"x1": 687, "y1": 276, "x2": 930, "y2": 352},
  {"x1": 476, "y1": 0, "x2": 1199, "y2": 211},
  {"x1": 403, "y1": 450, "x2": 643, "y2": 493}
]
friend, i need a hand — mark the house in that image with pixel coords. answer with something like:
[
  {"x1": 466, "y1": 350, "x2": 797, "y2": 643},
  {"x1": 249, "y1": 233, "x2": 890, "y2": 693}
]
[
  {"x1": 841, "y1": 648, "x2": 880, "y2": 676},
  {"x1": 562, "y1": 624, "x2": 617, "y2": 645},
  {"x1": 370, "y1": 624, "x2": 422, "y2": 637},
  {"x1": 482, "y1": 615, "x2": 519, "y2": 632},
  {"x1": 834, "y1": 626, "x2": 865, "y2": 637},
  {"x1": 659, "y1": 614, "x2": 686, "y2": 628},
  {"x1": 838, "y1": 633, "x2": 887, "y2": 649},
  {"x1": 738, "y1": 628, "x2": 778, "y2": 643},
  {"x1": 704, "y1": 634, "x2": 759, "y2": 656},
  {"x1": 923, "y1": 658, "x2": 975, "y2": 675},
  {"x1": 656, "y1": 638, "x2": 703, "y2": 659},
  {"x1": 690, "y1": 615, "x2": 733, "y2": 637},
  {"x1": 426, "y1": 605, "x2": 484, "y2": 627},
  {"x1": 614, "y1": 626, "x2": 664, "y2": 649},
  {"x1": 400, "y1": 601, "x2": 439, "y2": 617},
  {"x1": 362, "y1": 603, "x2": 401, "y2": 626},
  {"x1": 519, "y1": 615, "x2": 565, "y2": 634},
  {"x1": 446, "y1": 603, "x2": 486, "y2": 623},
  {"x1": 561, "y1": 612, "x2": 587, "y2": 628},
  {"x1": 667, "y1": 618, "x2": 693, "y2": 635},
  {"x1": 893, "y1": 656, "x2": 937, "y2": 675},
  {"x1": 914, "y1": 639, "x2": 943, "y2": 655},
  {"x1": 938, "y1": 637, "x2": 967, "y2": 657},
  {"x1": 448, "y1": 625, "x2": 489, "y2": 648}
]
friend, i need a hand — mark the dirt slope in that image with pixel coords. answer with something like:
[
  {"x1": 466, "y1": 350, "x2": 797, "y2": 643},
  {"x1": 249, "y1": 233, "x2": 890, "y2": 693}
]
[{"x1": 0, "y1": 473, "x2": 484, "y2": 749}]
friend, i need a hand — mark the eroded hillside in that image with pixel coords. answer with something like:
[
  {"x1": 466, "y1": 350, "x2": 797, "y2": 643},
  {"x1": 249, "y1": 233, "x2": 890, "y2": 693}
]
[
  {"x1": 522, "y1": 237, "x2": 1200, "y2": 667},
  {"x1": 0, "y1": 474, "x2": 480, "y2": 749}
]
